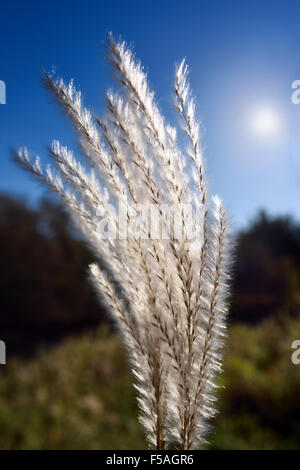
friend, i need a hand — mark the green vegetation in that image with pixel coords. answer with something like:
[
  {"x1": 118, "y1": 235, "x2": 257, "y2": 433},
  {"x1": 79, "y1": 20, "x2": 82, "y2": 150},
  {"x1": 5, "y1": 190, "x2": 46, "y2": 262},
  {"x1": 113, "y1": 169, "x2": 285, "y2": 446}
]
[
  {"x1": 1, "y1": 317, "x2": 299, "y2": 449},
  {"x1": 0, "y1": 328, "x2": 144, "y2": 449},
  {"x1": 1, "y1": 196, "x2": 300, "y2": 448},
  {"x1": 210, "y1": 315, "x2": 300, "y2": 449}
]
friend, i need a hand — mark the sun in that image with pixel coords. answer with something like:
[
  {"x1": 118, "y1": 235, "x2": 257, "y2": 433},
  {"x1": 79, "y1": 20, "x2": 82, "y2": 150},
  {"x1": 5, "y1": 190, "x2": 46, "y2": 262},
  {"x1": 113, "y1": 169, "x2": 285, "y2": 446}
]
[{"x1": 249, "y1": 106, "x2": 281, "y2": 138}]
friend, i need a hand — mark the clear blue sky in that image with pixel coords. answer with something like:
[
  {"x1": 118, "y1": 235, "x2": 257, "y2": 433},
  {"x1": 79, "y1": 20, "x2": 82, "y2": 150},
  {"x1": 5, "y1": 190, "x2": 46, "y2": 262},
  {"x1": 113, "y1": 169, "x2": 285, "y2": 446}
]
[{"x1": 1, "y1": 0, "x2": 300, "y2": 230}]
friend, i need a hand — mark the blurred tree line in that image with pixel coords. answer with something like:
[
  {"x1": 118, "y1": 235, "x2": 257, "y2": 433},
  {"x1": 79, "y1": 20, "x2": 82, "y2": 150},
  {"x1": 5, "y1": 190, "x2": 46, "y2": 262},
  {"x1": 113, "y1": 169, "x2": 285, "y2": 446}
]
[
  {"x1": 232, "y1": 211, "x2": 300, "y2": 323},
  {"x1": 0, "y1": 194, "x2": 106, "y2": 356},
  {"x1": 1, "y1": 193, "x2": 300, "y2": 355}
]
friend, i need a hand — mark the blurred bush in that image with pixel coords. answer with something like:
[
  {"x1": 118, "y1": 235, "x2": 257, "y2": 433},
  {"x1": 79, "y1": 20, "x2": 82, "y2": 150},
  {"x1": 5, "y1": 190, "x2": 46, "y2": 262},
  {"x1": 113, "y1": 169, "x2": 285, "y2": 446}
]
[
  {"x1": 210, "y1": 315, "x2": 300, "y2": 449},
  {"x1": 0, "y1": 328, "x2": 145, "y2": 449},
  {"x1": 0, "y1": 319, "x2": 299, "y2": 449}
]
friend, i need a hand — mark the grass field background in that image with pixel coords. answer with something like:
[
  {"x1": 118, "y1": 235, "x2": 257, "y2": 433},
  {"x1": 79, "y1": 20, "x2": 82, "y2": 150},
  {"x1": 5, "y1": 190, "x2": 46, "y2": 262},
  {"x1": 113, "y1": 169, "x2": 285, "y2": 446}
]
[{"x1": 1, "y1": 317, "x2": 299, "y2": 449}]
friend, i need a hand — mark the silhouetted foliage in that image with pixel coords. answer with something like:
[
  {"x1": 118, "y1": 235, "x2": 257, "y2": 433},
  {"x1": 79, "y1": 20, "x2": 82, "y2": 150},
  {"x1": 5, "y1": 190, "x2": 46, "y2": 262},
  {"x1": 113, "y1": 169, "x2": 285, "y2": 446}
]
[
  {"x1": 0, "y1": 194, "x2": 107, "y2": 356},
  {"x1": 2, "y1": 195, "x2": 300, "y2": 356},
  {"x1": 231, "y1": 210, "x2": 300, "y2": 323}
]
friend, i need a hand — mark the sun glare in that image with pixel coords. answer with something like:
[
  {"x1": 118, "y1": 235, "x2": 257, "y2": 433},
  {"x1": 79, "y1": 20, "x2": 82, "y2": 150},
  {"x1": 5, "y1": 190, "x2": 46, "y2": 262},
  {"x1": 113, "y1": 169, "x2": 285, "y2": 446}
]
[{"x1": 249, "y1": 107, "x2": 281, "y2": 138}]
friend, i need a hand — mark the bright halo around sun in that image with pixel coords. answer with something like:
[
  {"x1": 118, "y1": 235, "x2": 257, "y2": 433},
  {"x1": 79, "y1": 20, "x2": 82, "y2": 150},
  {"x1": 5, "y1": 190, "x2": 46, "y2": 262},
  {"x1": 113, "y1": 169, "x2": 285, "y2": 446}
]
[{"x1": 249, "y1": 106, "x2": 281, "y2": 138}]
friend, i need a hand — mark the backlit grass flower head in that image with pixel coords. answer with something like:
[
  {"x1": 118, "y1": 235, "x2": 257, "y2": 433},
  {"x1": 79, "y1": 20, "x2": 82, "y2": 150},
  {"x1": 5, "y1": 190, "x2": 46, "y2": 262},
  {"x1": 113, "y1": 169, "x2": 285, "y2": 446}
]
[{"x1": 15, "y1": 34, "x2": 231, "y2": 450}]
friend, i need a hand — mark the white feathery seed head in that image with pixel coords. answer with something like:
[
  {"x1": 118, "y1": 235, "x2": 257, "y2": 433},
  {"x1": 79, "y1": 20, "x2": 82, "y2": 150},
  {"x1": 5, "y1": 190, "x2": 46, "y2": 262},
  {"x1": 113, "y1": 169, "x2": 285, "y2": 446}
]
[{"x1": 15, "y1": 34, "x2": 232, "y2": 450}]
